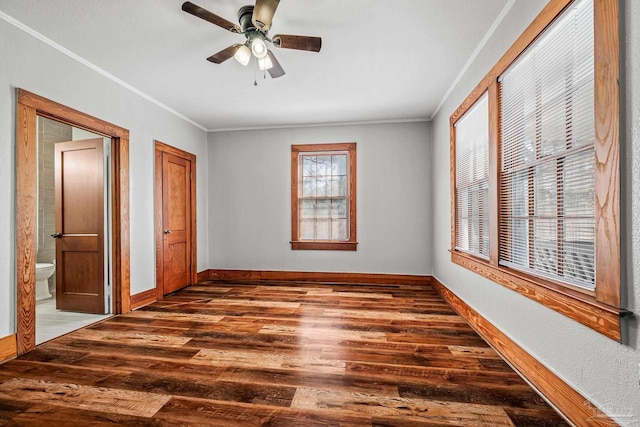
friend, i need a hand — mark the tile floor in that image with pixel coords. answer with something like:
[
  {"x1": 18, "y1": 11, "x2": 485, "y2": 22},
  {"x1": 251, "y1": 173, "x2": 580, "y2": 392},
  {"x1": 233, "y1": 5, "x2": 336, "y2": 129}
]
[{"x1": 36, "y1": 297, "x2": 111, "y2": 344}]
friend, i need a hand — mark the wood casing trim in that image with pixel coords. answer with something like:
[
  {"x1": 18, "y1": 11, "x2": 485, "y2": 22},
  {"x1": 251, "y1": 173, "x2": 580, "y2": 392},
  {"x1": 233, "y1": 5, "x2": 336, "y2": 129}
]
[
  {"x1": 129, "y1": 288, "x2": 157, "y2": 310},
  {"x1": 198, "y1": 269, "x2": 432, "y2": 286},
  {"x1": 154, "y1": 141, "x2": 197, "y2": 300},
  {"x1": 451, "y1": 251, "x2": 622, "y2": 340},
  {"x1": 290, "y1": 241, "x2": 358, "y2": 251},
  {"x1": 15, "y1": 100, "x2": 37, "y2": 354},
  {"x1": 0, "y1": 334, "x2": 17, "y2": 363},
  {"x1": 15, "y1": 89, "x2": 130, "y2": 353},
  {"x1": 432, "y1": 277, "x2": 618, "y2": 427},
  {"x1": 593, "y1": 0, "x2": 620, "y2": 307},
  {"x1": 113, "y1": 135, "x2": 130, "y2": 314}
]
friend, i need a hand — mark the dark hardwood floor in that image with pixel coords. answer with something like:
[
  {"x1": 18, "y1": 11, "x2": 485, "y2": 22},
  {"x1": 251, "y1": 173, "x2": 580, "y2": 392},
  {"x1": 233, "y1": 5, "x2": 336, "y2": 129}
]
[{"x1": 0, "y1": 280, "x2": 568, "y2": 426}]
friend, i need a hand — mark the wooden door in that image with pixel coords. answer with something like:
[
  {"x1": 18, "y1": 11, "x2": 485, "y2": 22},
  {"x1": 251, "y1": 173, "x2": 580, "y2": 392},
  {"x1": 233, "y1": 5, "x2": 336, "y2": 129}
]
[
  {"x1": 161, "y1": 152, "x2": 193, "y2": 295},
  {"x1": 54, "y1": 138, "x2": 105, "y2": 314}
]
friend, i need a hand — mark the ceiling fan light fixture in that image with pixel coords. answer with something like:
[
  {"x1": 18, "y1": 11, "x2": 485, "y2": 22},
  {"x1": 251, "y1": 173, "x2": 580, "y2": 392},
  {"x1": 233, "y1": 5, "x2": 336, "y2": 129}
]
[
  {"x1": 258, "y1": 55, "x2": 273, "y2": 71},
  {"x1": 234, "y1": 44, "x2": 251, "y2": 66},
  {"x1": 251, "y1": 37, "x2": 268, "y2": 59}
]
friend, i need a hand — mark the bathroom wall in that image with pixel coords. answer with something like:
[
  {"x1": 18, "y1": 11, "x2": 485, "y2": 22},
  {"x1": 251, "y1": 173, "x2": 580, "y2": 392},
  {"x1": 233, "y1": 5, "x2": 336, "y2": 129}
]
[{"x1": 37, "y1": 117, "x2": 72, "y2": 294}]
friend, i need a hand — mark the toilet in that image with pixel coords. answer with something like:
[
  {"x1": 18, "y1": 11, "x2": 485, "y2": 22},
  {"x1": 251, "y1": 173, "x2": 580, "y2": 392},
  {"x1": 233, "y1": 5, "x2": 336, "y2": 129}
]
[{"x1": 35, "y1": 263, "x2": 55, "y2": 301}]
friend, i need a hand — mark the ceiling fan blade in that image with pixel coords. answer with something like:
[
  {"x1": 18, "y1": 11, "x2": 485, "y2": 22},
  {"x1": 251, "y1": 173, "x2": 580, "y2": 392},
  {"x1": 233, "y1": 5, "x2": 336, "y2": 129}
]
[
  {"x1": 272, "y1": 34, "x2": 322, "y2": 52},
  {"x1": 182, "y1": 1, "x2": 241, "y2": 33},
  {"x1": 252, "y1": 0, "x2": 280, "y2": 31},
  {"x1": 207, "y1": 44, "x2": 242, "y2": 64},
  {"x1": 267, "y1": 50, "x2": 285, "y2": 78}
]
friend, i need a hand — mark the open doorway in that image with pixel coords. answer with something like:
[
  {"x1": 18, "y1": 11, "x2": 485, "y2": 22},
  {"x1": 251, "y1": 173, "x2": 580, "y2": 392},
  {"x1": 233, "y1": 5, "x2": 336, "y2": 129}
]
[
  {"x1": 35, "y1": 117, "x2": 112, "y2": 344},
  {"x1": 15, "y1": 89, "x2": 132, "y2": 355}
]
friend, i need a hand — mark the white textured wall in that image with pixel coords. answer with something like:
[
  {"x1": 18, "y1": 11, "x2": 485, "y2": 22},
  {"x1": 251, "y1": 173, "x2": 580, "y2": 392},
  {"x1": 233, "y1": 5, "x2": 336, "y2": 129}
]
[
  {"x1": 0, "y1": 18, "x2": 208, "y2": 337},
  {"x1": 431, "y1": 0, "x2": 640, "y2": 424},
  {"x1": 208, "y1": 122, "x2": 431, "y2": 276}
]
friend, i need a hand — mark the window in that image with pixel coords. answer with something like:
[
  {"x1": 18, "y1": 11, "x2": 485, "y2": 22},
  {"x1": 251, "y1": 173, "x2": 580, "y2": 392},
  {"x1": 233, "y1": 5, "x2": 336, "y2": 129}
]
[
  {"x1": 450, "y1": 0, "x2": 624, "y2": 341},
  {"x1": 291, "y1": 143, "x2": 357, "y2": 251},
  {"x1": 499, "y1": 0, "x2": 595, "y2": 290},
  {"x1": 454, "y1": 93, "x2": 490, "y2": 258}
]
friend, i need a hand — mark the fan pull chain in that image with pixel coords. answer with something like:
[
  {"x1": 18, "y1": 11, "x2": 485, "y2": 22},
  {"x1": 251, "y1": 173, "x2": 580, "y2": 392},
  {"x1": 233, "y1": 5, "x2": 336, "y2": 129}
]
[
  {"x1": 254, "y1": 57, "x2": 258, "y2": 86},
  {"x1": 252, "y1": 58, "x2": 269, "y2": 85}
]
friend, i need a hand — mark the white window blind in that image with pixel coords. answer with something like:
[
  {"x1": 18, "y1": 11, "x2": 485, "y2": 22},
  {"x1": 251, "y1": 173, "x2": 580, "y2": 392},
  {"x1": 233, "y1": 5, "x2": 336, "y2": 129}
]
[
  {"x1": 455, "y1": 92, "x2": 489, "y2": 258},
  {"x1": 499, "y1": 0, "x2": 595, "y2": 290}
]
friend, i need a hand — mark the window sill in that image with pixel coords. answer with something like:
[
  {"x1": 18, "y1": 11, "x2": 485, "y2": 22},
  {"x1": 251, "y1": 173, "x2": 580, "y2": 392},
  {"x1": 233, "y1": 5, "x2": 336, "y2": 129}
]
[
  {"x1": 450, "y1": 250, "x2": 628, "y2": 341},
  {"x1": 291, "y1": 241, "x2": 358, "y2": 251}
]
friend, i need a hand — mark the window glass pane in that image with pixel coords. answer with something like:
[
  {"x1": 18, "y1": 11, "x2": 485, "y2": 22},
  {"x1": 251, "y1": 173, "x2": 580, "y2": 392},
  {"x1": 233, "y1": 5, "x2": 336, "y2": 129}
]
[
  {"x1": 316, "y1": 220, "x2": 330, "y2": 240},
  {"x1": 331, "y1": 176, "x2": 347, "y2": 197},
  {"x1": 534, "y1": 163, "x2": 557, "y2": 216},
  {"x1": 316, "y1": 177, "x2": 328, "y2": 197},
  {"x1": 571, "y1": 77, "x2": 595, "y2": 148},
  {"x1": 302, "y1": 177, "x2": 316, "y2": 197},
  {"x1": 563, "y1": 150, "x2": 594, "y2": 216},
  {"x1": 331, "y1": 199, "x2": 347, "y2": 218},
  {"x1": 510, "y1": 170, "x2": 529, "y2": 216},
  {"x1": 300, "y1": 219, "x2": 315, "y2": 240},
  {"x1": 457, "y1": 190, "x2": 469, "y2": 250},
  {"x1": 333, "y1": 154, "x2": 347, "y2": 175},
  {"x1": 301, "y1": 199, "x2": 315, "y2": 219},
  {"x1": 316, "y1": 199, "x2": 330, "y2": 218},
  {"x1": 510, "y1": 218, "x2": 529, "y2": 266},
  {"x1": 331, "y1": 219, "x2": 348, "y2": 241},
  {"x1": 302, "y1": 156, "x2": 316, "y2": 177},
  {"x1": 564, "y1": 218, "x2": 595, "y2": 284},
  {"x1": 540, "y1": 101, "x2": 568, "y2": 156},
  {"x1": 533, "y1": 219, "x2": 557, "y2": 274},
  {"x1": 316, "y1": 156, "x2": 332, "y2": 176},
  {"x1": 470, "y1": 219, "x2": 479, "y2": 253}
]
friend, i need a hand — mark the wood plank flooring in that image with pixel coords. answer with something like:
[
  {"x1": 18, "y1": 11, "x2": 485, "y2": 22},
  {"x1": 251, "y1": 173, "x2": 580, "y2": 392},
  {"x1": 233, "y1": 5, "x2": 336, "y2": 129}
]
[{"x1": 0, "y1": 280, "x2": 569, "y2": 426}]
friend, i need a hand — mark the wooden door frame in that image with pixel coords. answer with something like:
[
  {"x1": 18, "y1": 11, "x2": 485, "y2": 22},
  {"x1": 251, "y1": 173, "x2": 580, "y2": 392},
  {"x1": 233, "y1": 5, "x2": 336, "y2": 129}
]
[
  {"x1": 15, "y1": 89, "x2": 130, "y2": 354},
  {"x1": 154, "y1": 140, "x2": 197, "y2": 300}
]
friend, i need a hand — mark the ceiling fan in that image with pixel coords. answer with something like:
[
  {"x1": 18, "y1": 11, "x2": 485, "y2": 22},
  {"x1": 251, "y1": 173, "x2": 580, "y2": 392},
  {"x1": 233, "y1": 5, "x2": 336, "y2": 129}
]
[{"x1": 182, "y1": 0, "x2": 322, "y2": 79}]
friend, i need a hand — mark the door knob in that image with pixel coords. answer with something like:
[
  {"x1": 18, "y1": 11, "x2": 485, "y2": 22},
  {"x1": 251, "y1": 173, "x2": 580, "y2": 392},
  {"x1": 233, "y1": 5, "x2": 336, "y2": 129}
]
[
  {"x1": 51, "y1": 232, "x2": 62, "y2": 238},
  {"x1": 164, "y1": 229, "x2": 172, "y2": 234}
]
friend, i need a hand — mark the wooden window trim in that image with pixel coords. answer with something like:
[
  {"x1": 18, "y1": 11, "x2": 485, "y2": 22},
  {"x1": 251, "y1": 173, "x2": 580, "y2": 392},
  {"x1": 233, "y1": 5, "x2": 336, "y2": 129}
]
[
  {"x1": 291, "y1": 143, "x2": 357, "y2": 251},
  {"x1": 449, "y1": 0, "x2": 627, "y2": 341}
]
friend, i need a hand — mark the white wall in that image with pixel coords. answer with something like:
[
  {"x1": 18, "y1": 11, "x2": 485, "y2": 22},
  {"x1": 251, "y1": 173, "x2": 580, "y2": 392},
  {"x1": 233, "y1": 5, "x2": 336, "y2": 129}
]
[
  {"x1": 0, "y1": 18, "x2": 208, "y2": 337},
  {"x1": 208, "y1": 122, "x2": 431, "y2": 276},
  {"x1": 431, "y1": 0, "x2": 640, "y2": 424}
]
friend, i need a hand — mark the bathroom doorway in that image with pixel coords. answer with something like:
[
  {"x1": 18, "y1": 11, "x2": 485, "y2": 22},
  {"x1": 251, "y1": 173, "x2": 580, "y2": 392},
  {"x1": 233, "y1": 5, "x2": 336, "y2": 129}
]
[
  {"x1": 35, "y1": 117, "x2": 112, "y2": 344},
  {"x1": 16, "y1": 89, "x2": 132, "y2": 355}
]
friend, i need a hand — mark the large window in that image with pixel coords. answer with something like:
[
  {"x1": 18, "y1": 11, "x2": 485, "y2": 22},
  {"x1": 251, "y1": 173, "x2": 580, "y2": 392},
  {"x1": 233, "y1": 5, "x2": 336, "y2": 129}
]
[
  {"x1": 291, "y1": 143, "x2": 357, "y2": 251},
  {"x1": 499, "y1": 0, "x2": 595, "y2": 290},
  {"x1": 454, "y1": 93, "x2": 490, "y2": 258},
  {"x1": 450, "y1": 0, "x2": 624, "y2": 340}
]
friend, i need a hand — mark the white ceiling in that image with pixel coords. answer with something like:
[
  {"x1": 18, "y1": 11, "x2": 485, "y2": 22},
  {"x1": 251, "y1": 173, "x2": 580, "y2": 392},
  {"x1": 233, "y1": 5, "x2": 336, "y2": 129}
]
[{"x1": 0, "y1": 0, "x2": 510, "y2": 131}]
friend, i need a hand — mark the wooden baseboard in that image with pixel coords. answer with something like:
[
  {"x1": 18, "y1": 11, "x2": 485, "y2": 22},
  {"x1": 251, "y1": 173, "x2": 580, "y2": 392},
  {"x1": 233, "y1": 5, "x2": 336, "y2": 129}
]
[
  {"x1": 197, "y1": 269, "x2": 212, "y2": 283},
  {"x1": 432, "y1": 277, "x2": 617, "y2": 427},
  {"x1": 130, "y1": 288, "x2": 157, "y2": 310},
  {"x1": 0, "y1": 334, "x2": 17, "y2": 363},
  {"x1": 198, "y1": 269, "x2": 432, "y2": 286}
]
